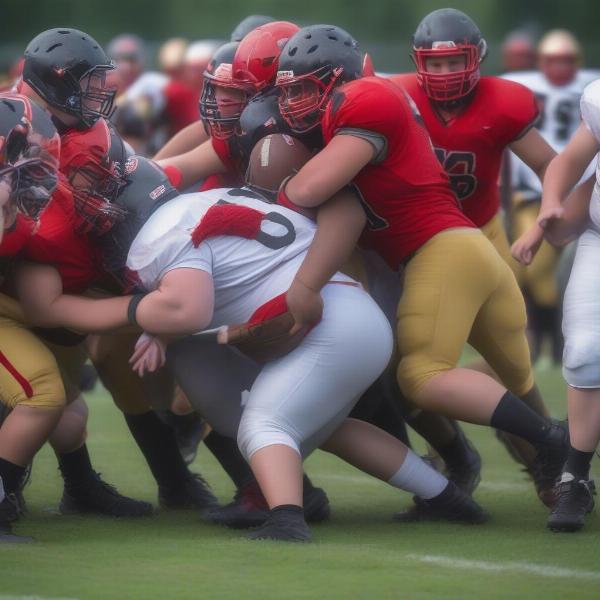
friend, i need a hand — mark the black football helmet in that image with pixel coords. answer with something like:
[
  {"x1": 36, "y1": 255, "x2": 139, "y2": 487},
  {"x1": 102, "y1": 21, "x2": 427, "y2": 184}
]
[
  {"x1": 230, "y1": 15, "x2": 276, "y2": 42},
  {"x1": 199, "y1": 41, "x2": 248, "y2": 140},
  {"x1": 412, "y1": 9, "x2": 487, "y2": 103},
  {"x1": 98, "y1": 156, "x2": 178, "y2": 289},
  {"x1": 237, "y1": 88, "x2": 323, "y2": 167},
  {"x1": 0, "y1": 93, "x2": 60, "y2": 222},
  {"x1": 275, "y1": 25, "x2": 363, "y2": 132},
  {"x1": 23, "y1": 28, "x2": 116, "y2": 129}
]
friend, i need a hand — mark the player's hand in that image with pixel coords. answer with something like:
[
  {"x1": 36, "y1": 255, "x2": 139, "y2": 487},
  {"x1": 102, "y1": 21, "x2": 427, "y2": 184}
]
[
  {"x1": 537, "y1": 202, "x2": 564, "y2": 230},
  {"x1": 129, "y1": 332, "x2": 167, "y2": 376},
  {"x1": 285, "y1": 277, "x2": 323, "y2": 335},
  {"x1": 511, "y1": 224, "x2": 545, "y2": 266}
]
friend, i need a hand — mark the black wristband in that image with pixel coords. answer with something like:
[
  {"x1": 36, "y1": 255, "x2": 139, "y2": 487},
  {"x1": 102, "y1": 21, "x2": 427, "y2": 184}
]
[{"x1": 127, "y1": 293, "x2": 147, "y2": 327}]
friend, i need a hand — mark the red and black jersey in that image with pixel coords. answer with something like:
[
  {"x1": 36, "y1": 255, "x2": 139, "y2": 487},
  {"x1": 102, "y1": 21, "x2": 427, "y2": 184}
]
[
  {"x1": 322, "y1": 76, "x2": 473, "y2": 269},
  {"x1": 203, "y1": 137, "x2": 244, "y2": 191},
  {"x1": 391, "y1": 74, "x2": 539, "y2": 227},
  {"x1": 23, "y1": 181, "x2": 102, "y2": 293}
]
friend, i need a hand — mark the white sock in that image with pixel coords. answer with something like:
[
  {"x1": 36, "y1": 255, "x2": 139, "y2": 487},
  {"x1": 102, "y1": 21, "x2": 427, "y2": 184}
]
[
  {"x1": 388, "y1": 449, "x2": 448, "y2": 499},
  {"x1": 0, "y1": 475, "x2": 5, "y2": 503}
]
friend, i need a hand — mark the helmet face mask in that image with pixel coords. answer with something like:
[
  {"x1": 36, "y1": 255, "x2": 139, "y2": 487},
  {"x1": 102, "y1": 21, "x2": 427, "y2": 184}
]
[
  {"x1": 412, "y1": 9, "x2": 487, "y2": 104},
  {"x1": 413, "y1": 42, "x2": 483, "y2": 103},
  {"x1": 60, "y1": 120, "x2": 129, "y2": 235},
  {"x1": 0, "y1": 96, "x2": 61, "y2": 222},
  {"x1": 275, "y1": 25, "x2": 363, "y2": 133},
  {"x1": 68, "y1": 162, "x2": 127, "y2": 235},
  {"x1": 277, "y1": 65, "x2": 343, "y2": 133},
  {"x1": 200, "y1": 63, "x2": 248, "y2": 140}
]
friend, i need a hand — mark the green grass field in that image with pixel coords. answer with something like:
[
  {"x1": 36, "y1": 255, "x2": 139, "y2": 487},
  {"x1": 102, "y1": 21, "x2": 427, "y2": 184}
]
[{"x1": 1, "y1": 363, "x2": 599, "y2": 600}]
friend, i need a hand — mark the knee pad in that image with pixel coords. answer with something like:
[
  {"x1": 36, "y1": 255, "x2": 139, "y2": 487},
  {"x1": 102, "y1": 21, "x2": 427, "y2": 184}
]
[
  {"x1": 237, "y1": 411, "x2": 300, "y2": 462},
  {"x1": 563, "y1": 334, "x2": 600, "y2": 388}
]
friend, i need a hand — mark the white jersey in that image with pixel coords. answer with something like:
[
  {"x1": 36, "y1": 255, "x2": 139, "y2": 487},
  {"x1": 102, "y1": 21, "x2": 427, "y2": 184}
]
[
  {"x1": 127, "y1": 187, "x2": 353, "y2": 327},
  {"x1": 580, "y1": 79, "x2": 600, "y2": 231},
  {"x1": 503, "y1": 69, "x2": 600, "y2": 198}
]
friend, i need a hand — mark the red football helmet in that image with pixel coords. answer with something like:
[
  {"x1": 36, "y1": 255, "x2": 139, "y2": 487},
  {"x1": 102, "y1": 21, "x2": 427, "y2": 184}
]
[
  {"x1": 232, "y1": 21, "x2": 300, "y2": 93},
  {"x1": 60, "y1": 118, "x2": 129, "y2": 234}
]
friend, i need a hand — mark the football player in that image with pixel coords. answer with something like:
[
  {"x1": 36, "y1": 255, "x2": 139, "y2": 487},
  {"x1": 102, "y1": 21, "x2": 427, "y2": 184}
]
[
  {"x1": 16, "y1": 138, "x2": 488, "y2": 542},
  {"x1": 272, "y1": 24, "x2": 568, "y2": 518},
  {"x1": 154, "y1": 14, "x2": 276, "y2": 161},
  {"x1": 0, "y1": 93, "x2": 63, "y2": 542},
  {"x1": 504, "y1": 30, "x2": 599, "y2": 363},
  {"x1": 390, "y1": 9, "x2": 569, "y2": 503},
  {"x1": 20, "y1": 28, "x2": 212, "y2": 514},
  {"x1": 160, "y1": 21, "x2": 483, "y2": 497},
  {"x1": 514, "y1": 80, "x2": 600, "y2": 532}
]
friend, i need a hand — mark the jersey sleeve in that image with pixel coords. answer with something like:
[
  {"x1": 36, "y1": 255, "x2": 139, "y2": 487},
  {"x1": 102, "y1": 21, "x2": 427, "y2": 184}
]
[
  {"x1": 323, "y1": 78, "x2": 407, "y2": 154},
  {"x1": 495, "y1": 79, "x2": 540, "y2": 144},
  {"x1": 581, "y1": 79, "x2": 600, "y2": 142},
  {"x1": 211, "y1": 137, "x2": 238, "y2": 172},
  {"x1": 127, "y1": 232, "x2": 213, "y2": 291}
]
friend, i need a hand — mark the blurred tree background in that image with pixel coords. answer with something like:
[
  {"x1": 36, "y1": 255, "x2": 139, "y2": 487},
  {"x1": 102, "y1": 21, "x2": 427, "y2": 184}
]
[{"x1": 2, "y1": 0, "x2": 599, "y2": 73}]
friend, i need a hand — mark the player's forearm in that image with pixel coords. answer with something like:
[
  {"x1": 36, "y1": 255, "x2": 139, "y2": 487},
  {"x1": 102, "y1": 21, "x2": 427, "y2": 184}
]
[
  {"x1": 157, "y1": 141, "x2": 227, "y2": 190},
  {"x1": 30, "y1": 294, "x2": 131, "y2": 332},
  {"x1": 154, "y1": 121, "x2": 208, "y2": 160},
  {"x1": 542, "y1": 153, "x2": 586, "y2": 211},
  {"x1": 135, "y1": 289, "x2": 211, "y2": 335},
  {"x1": 545, "y1": 175, "x2": 594, "y2": 246},
  {"x1": 293, "y1": 189, "x2": 367, "y2": 291}
]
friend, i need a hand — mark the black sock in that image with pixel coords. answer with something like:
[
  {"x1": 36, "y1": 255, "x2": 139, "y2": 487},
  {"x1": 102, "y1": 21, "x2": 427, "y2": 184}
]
[
  {"x1": 564, "y1": 446, "x2": 594, "y2": 480},
  {"x1": 124, "y1": 411, "x2": 190, "y2": 489},
  {"x1": 57, "y1": 444, "x2": 94, "y2": 490},
  {"x1": 437, "y1": 429, "x2": 470, "y2": 468},
  {"x1": 302, "y1": 474, "x2": 316, "y2": 494},
  {"x1": 0, "y1": 458, "x2": 25, "y2": 495},
  {"x1": 490, "y1": 391, "x2": 550, "y2": 444},
  {"x1": 204, "y1": 430, "x2": 254, "y2": 489},
  {"x1": 271, "y1": 504, "x2": 303, "y2": 515}
]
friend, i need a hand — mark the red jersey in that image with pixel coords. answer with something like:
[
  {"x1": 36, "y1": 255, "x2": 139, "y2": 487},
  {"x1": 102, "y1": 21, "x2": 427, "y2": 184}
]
[
  {"x1": 391, "y1": 74, "x2": 539, "y2": 227},
  {"x1": 201, "y1": 137, "x2": 244, "y2": 191},
  {"x1": 322, "y1": 77, "x2": 473, "y2": 268},
  {"x1": 0, "y1": 216, "x2": 35, "y2": 258},
  {"x1": 23, "y1": 182, "x2": 102, "y2": 293}
]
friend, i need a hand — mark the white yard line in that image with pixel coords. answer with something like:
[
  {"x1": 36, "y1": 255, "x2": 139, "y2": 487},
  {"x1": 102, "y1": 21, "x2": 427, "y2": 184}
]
[{"x1": 407, "y1": 554, "x2": 600, "y2": 581}]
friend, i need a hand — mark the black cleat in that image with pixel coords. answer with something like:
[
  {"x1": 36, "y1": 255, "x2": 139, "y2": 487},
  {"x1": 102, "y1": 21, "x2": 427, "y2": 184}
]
[
  {"x1": 205, "y1": 479, "x2": 269, "y2": 529},
  {"x1": 60, "y1": 472, "x2": 153, "y2": 517},
  {"x1": 246, "y1": 506, "x2": 312, "y2": 542},
  {"x1": 159, "y1": 472, "x2": 219, "y2": 511},
  {"x1": 393, "y1": 481, "x2": 490, "y2": 524},
  {"x1": 547, "y1": 473, "x2": 596, "y2": 533},
  {"x1": 206, "y1": 478, "x2": 330, "y2": 529},
  {"x1": 532, "y1": 421, "x2": 569, "y2": 508},
  {"x1": 302, "y1": 476, "x2": 331, "y2": 523},
  {"x1": 0, "y1": 495, "x2": 34, "y2": 543},
  {"x1": 444, "y1": 431, "x2": 482, "y2": 495}
]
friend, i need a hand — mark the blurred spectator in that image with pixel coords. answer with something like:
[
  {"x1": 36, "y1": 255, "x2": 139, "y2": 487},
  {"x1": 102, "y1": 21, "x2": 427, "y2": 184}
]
[{"x1": 502, "y1": 30, "x2": 537, "y2": 72}]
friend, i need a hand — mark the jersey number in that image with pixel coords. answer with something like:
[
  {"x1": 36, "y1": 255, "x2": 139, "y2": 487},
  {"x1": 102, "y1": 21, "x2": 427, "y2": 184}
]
[
  {"x1": 535, "y1": 94, "x2": 578, "y2": 142},
  {"x1": 217, "y1": 196, "x2": 296, "y2": 250},
  {"x1": 434, "y1": 148, "x2": 477, "y2": 201}
]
